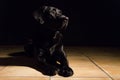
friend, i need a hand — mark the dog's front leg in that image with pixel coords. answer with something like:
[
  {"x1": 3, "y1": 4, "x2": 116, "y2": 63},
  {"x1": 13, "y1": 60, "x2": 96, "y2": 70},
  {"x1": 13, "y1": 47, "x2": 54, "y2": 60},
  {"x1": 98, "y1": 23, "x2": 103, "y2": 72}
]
[
  {"x1": 50, "y1": 31, "x2": 73, "y2": 77},
  {"x1": 50, "y1": 31, "x2": 68, "y2": 66}
]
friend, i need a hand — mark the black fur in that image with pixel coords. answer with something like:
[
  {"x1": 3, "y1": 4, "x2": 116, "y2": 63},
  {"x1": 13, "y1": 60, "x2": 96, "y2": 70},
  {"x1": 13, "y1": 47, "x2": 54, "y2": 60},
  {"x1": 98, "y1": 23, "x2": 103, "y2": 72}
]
[{"x1": 24, "y1": 6, "x2": 73, "y2": 77}]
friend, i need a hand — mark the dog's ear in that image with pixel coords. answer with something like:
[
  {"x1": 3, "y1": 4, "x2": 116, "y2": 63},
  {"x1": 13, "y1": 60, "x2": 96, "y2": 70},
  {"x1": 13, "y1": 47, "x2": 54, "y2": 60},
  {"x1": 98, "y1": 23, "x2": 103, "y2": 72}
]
[
  {"x1": 33, "y1": 6, "x2": 49, "y2": 24},
  {"x1": 33, "y1": 9, "x2": 45, "y2": 24}
]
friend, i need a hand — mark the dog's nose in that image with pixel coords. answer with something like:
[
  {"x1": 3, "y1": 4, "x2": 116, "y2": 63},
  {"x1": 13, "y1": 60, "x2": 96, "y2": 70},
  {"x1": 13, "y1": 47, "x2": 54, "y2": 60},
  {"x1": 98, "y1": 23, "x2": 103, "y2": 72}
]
[
  {"x1": 60, "y1": 15, "x2": 69, "y2": 20},
  {"x1": 57, "y1": 15, "x2": 69, "y2": 20}
]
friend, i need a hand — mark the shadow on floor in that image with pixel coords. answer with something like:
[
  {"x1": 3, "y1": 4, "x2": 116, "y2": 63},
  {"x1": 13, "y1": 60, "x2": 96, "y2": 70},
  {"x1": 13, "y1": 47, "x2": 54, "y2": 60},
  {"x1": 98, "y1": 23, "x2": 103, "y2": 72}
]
[{"x1": 0, "y1": 52, "x2": 57, "y2": 76}]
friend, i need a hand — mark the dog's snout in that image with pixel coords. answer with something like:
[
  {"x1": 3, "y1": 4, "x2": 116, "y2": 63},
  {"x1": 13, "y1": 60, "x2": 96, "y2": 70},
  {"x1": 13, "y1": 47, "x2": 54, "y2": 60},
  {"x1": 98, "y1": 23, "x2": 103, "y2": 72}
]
[
  {"x1": 60, "y1": 15, "x2": 69, "y2": 20},
  {"x1": 56, "y1": 14, "x2": 68, "y2": 20}
]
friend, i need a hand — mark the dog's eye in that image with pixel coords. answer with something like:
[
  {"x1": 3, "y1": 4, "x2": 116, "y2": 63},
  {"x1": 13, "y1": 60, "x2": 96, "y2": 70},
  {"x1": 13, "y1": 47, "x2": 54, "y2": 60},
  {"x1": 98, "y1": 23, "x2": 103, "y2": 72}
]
[
  {"x1": 50, "y1": 9, "x2": 57, "y2": 17},
  {"x1": 52, "y1": 9, "x2": 56, "y2": 14},
  {"x1": 52, "y1": 10, "x2": 56, "y2": 14},
  {"x1": 53, "y1": 8, "x2": 56, "y2": 11},
  {"x1": 59, "y1": 11, "x2": 62, "y2": 14}
]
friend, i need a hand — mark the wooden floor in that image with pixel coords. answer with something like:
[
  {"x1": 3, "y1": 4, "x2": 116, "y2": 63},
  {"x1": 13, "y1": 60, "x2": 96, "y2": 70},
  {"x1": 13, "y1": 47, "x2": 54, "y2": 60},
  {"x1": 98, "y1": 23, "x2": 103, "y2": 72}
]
[{"x1": 0, "y1": 45, "x2": 120, "y2": 80}]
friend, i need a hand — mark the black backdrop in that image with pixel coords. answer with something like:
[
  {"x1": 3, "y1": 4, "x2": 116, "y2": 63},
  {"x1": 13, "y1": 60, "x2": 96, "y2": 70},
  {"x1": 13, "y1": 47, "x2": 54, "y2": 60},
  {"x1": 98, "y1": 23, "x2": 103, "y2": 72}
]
[{"x1": 0, "y1": 0, "x2": 119, "y2": 45}]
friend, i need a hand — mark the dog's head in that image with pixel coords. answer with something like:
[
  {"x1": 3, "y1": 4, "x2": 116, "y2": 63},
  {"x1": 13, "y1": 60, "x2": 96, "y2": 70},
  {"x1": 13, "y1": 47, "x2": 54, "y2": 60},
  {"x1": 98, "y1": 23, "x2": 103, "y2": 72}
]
[{"x1": 33, "y1": 6, "x2": 69, "y2": 31}]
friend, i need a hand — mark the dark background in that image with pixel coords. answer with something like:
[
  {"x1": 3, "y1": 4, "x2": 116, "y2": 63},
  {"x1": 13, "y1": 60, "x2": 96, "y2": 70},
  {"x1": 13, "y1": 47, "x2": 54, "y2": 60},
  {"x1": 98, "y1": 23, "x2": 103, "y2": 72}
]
[{"x1": 0, "y1": 0, "x2": 118, "y2": 46}]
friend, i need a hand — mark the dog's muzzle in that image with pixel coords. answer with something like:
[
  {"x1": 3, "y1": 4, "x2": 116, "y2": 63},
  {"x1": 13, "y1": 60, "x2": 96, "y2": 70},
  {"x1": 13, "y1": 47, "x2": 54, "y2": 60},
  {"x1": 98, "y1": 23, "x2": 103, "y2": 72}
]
[{"x1": 57, "y1": 15, "x2": 69, "y2": 30}]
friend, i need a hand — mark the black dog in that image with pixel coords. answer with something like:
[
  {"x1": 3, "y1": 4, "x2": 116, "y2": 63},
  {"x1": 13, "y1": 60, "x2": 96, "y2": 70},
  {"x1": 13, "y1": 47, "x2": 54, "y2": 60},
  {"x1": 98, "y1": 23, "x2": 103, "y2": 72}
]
[{"x1": 24, "y1": 6, "x2": 73, "y2": 77}]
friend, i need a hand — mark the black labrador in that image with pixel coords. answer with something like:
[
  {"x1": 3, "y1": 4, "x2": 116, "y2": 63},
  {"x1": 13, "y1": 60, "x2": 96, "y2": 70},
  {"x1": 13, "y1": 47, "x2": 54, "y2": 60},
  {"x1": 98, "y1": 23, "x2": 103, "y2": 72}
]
[{"x1": 24, "y1": 6, "x2": 73, "y2": 77}]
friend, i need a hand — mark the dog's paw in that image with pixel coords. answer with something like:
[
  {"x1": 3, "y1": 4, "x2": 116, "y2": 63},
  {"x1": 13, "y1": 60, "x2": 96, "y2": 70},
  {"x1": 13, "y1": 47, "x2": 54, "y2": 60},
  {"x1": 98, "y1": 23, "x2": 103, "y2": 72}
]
[
  {"x1": 36, "y1": 62, "x2": 57, "y2": 76},
  {"x1": 57, "y1": 66, "x2": 74, "y2": 77},
  {"x1": 45, "y1": 67, "x2": 57, "y2": 76}
]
